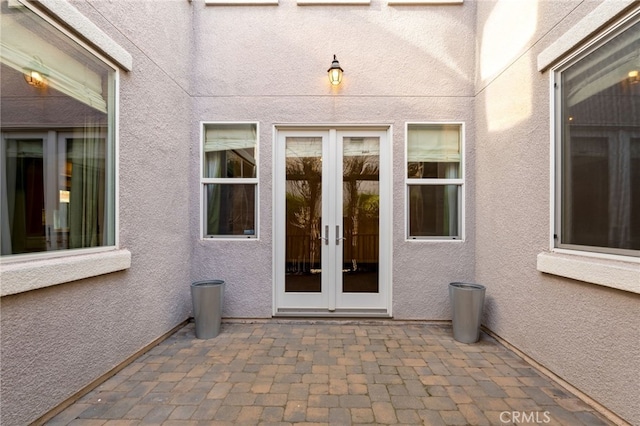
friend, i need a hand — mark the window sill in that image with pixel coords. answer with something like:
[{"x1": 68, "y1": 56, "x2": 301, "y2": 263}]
[
  {"x1": 205, "y1": 0, "x2": 278, "y2": 4},
  {"x1": 406, "y1": 237, "x2": 464, "y2": 242},
  {"x1": 0, "y1": 249, "x2": 131, "y2": 297},
  {"x1": 202, "y1": 236, "x2": 258, "y2": 241},
  {"x1": 387, "y1": 0, "x2": 462, "y2": 4},
  {"x1": 297, "y1": 0, "x2": 369, "y2": 4},
  {"x1": 536, "y1": 251, "x2": 640, "y2": 294}
]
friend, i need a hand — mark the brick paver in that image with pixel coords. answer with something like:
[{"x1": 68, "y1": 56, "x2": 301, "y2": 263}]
[{"x1": 47, "y1": 321, "x2": 613, "y2": 425}]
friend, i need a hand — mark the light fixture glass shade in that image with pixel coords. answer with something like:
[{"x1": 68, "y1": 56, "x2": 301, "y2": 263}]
[
  {"x1": 327, "y1": 55, "x2": 343, "y2": 86},
  {"x1": 24, "y1": 69, "x2": 47, "y2": 87}
]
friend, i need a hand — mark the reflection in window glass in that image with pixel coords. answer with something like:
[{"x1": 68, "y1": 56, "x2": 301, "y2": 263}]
[
  {"x1": 1, "y1": 2, "x2": 115, "y2": 256},
  {"x1": 409, "y1": 185, "x2": 459, "y2": 237},
  {"x1": 204, "y1": 184, "x2": 256, "y2": 236},
  {"x1": 558, "y1": 19, "x2": 640, "y2": 255}
]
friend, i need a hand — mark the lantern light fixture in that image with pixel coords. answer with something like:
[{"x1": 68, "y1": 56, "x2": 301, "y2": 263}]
[{"x1": 327, "y1": 55, "x2": 344, "y2": 86}]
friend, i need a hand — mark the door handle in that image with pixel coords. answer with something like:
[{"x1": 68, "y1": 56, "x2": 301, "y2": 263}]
[
  {"x1": 336, "y1": 225, "x2": 345, "y2": 245},
  {"x1": 318, "y1": 225, "x2": 329, "y2": 245}
]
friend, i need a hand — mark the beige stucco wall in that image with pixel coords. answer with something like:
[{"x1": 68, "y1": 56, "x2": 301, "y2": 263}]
[
  {"x1": 0, "y1": 1, "x2": 194, "y2": 424},
  {"x1": 1, "y1": 0, "x2": 638, "y2": 424},
  {"x1": 188, "y1": 0, "x2": 478, "y2": 319},
  {"x1": 474, "y1": 1, "x2": 640, "y2": 423}
]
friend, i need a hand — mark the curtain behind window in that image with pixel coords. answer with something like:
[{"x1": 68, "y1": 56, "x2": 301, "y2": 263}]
[{"x1": 69, "y1": 132, "x2": 105, "y2": 248}]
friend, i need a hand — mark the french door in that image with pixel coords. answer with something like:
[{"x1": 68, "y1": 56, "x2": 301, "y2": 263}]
[{"x1": 274, "y1": 128, "x2": 391, "y2": 316}]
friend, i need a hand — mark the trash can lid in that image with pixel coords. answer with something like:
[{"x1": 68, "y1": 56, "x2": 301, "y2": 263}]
[
  {"x1": 449, "y1": 282, "x2": 485, "y2": 290},
  {"x1": 192, "y1": 280, "x2": 225, "y2": 287}
]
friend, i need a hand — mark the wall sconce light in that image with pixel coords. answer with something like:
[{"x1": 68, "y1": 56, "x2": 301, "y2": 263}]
[
  {"x1": 24, "y1": 70, "x2": 47, "y2": 88},
  {"x1": 628, "y1": 70, "x2": 639, "y2": 85},
  {"x1": 23, "y1": 57, "x2": 48, "y2": 88},
  {"x1": 327, "y1": 55, "x2": 344, "y2": 86}
]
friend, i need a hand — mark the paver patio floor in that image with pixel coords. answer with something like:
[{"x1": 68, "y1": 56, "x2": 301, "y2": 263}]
[{"x1": 47, "y1": 321, "x2": 613, "y2": 425}]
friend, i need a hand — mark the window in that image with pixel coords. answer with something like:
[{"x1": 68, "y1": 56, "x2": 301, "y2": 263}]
[
  {"x1": 1, "y1": 1, "x2": 116, "y2": 257},
  {"x1": 202, "y1": 123, "x2": 258, "y2": 238},
  {"x1": 406, "y1": 123, "x2": 463, "y2": 239},
  {"x1": 555, "y1": 17, "x2": 640, "y2": 257}
]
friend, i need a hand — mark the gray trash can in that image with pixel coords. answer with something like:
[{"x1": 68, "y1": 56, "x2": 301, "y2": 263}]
[
  {"x1": 191, "y1": 280, "x2": 225, "y2": 339},
  {"x1": 449, "y1": 282, "x2": 486, "y2": 343}
]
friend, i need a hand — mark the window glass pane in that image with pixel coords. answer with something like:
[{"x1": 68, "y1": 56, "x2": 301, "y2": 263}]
[
  {"x1": 408, "y1": 185, "x2": 459, "y2": 238},
  {"x1": 203, "y1": 124, "x2": 257, "y2": 178},
  {"x1": 1, "y1": 2, "x2": 115, "y2": 256},
  {"x1": 559, "y1": 20, "x2": 640, "y2": 253},
  {"x1": 561, "y1": 137, "x2": 609, "y2": 248},
  {"x1": 632, "y1": 138, "x2": 640, "y2": 249},
  {"x1": 407, "y1": 124, "x2": 460, "y2": 179},
  {"x1": 408, "y1": 162, "x2": 459, "y2": 179},
  {"x1": 2, "y1": 133, "x2": 110, "y2": 254},
  {"x1": 204, "y1": 183, "x2": 256, "y2": 237}
]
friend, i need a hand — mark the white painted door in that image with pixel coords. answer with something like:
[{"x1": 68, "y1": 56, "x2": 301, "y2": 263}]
[{"x1": 274, "y1": 128, "x2": 391, "y2": 316}]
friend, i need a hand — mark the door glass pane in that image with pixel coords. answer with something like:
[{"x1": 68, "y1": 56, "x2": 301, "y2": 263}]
[
  {"x1": 343, "y1": 137, "x2": 379, "y2": 293},
  {"x1": 2, "y1": 138, "x2": 45, "y2": 254},
  {"x1": 285, "y1": 137, "x2": 323, "y2": 292}
]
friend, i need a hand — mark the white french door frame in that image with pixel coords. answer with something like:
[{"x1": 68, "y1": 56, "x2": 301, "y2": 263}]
[{"x1": 273, "y1": 126, "x2": 393, "y2": 317}]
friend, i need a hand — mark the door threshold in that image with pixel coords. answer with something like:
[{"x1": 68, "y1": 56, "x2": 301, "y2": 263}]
[{"x1": 275, "y1": 308, "x2": 391, "y2": 318}]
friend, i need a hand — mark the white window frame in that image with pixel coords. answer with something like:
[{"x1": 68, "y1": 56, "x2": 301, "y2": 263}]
[
  {"x1": 404, "y1": 122, "x2": 465, "y2": 241},
  {"x1": 537, "y1": 2, "x2": 640, "y2": 294},
  {"x1": 0, "y1": 0, "x2": 132, "y2": 296},
  {"x1": 200, "y1": 122, "x2": 260, "y2": 240}
]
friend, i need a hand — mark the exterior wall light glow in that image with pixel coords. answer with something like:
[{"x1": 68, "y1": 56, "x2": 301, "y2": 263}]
[
  {"x1": 23, "y1": 57, "x2": 48, "y2": 88},
  {"x1": 327, "y1": 55, "x2": 344, "y2": 86},
  {"x1": 628, "y1": 70, "x2": 639, "y2": 84},
  {"x1": 24, "y1": 70, "x2": 47, "y2": 87}
]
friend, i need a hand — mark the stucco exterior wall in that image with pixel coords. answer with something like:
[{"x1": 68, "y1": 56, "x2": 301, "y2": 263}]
[
  {"x1": 0, "y1": 1, "x2": 194, "y2": 424},
  {"x1": 2, "y1": 0, "x2": 638, "y2": 424},
  {"x1": 474, "y1": 1, "x2": 640, "y2": 423},
  {"x1": 189, "y1": 0, "x2": 478, "y2": 319}
]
